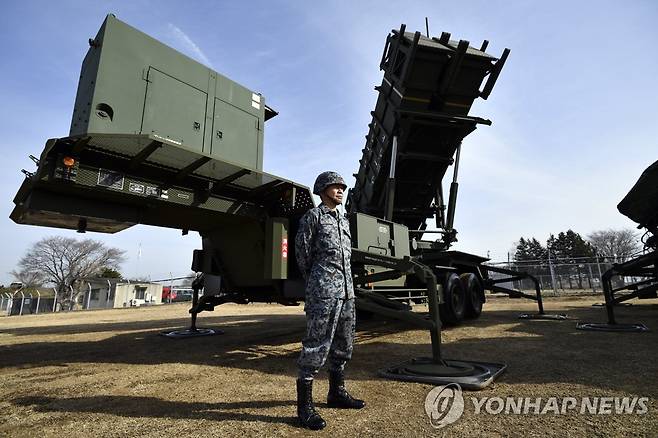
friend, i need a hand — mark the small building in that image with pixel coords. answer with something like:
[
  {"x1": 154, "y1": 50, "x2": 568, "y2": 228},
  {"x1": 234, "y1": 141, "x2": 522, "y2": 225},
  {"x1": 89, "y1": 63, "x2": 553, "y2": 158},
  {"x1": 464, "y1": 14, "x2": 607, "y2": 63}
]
[{"x1": 81, "y1": 278, "x2": 163, "y2": 309}]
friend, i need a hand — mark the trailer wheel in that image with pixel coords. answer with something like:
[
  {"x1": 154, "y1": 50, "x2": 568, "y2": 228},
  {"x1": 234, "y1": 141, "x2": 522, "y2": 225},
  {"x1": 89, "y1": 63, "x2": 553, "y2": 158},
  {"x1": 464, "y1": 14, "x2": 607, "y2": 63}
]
[
  {"x1": 460, "y1": 273, "x2": 484, "y2": 318},
  {"x1": 439, "y1": 273, "x2": 466, "y2": 325}
]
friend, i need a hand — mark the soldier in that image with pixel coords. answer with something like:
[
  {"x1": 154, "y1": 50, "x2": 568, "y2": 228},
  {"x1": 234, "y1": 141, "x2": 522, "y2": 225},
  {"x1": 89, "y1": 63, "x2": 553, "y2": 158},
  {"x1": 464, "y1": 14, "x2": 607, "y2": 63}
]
[{"x1": 295, "y1": 171, "x2": 365, "y2": 430}]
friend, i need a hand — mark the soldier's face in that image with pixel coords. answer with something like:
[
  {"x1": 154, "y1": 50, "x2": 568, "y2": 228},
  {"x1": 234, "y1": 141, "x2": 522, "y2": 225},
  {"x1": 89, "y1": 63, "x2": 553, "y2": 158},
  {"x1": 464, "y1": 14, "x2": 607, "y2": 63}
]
[{"x1": 323, "y1": 184, "x2": 344, "y2": 206}]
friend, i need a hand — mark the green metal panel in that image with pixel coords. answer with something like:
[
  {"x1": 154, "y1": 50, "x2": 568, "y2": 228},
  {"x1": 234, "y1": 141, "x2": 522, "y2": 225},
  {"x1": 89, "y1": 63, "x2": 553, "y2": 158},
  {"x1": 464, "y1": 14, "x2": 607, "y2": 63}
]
[
  {"x1": 350, "y1": 213, "x2": 410, "y2": 258},
  {"x1": 264, "y1": 218, "x2": 289, "y2": 280},
  {"x1": 202, "y1": 220, "x2": 270, "y2": 288},
  {"x1": 349, "y1": 213, "x2": 410, "y2": 287},
  {"x1": 142, "y1": 68, "x2": 208, "y2": 153},
  {"x1": 211, "y1": 98, "x2": 259, "y2": 168},
  {"x1": 213, "y1": 73, "x2": 265, "y2": 169},
  {"x1": 71, "y1": 15, "x2": 210, "y2": 138}
]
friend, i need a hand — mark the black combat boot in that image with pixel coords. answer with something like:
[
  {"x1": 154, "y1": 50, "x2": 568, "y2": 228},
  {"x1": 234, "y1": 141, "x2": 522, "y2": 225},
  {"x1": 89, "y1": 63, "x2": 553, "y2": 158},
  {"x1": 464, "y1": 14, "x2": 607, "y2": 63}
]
[
  {"x1": 327, "y1": 370, "x2": 365, "y2": 409},
  {"x1": 296, "y1": 379, "x2": 326, "y2": 430}
]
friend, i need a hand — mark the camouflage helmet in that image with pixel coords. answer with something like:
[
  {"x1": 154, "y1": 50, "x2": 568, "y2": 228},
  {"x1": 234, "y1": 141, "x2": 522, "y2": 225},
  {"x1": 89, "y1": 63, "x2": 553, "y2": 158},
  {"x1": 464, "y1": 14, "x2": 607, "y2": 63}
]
[{"x1": 313, "y1": 171, "x2": 347, "y2": 195}]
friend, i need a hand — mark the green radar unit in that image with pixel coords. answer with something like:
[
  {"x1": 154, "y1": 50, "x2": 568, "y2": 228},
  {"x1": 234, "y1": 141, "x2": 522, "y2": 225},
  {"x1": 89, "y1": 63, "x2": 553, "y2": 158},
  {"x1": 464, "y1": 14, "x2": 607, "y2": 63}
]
[{"x1": 71, "y1": 14, "x2": 274, "y2": 170}]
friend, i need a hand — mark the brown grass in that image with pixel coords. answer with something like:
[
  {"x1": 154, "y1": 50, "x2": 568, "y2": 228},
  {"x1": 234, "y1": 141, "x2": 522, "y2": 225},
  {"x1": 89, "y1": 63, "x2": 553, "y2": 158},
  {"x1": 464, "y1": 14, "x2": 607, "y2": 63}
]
[{"x1": 0, "y1": 296, "x2": 657, "y2": 437}]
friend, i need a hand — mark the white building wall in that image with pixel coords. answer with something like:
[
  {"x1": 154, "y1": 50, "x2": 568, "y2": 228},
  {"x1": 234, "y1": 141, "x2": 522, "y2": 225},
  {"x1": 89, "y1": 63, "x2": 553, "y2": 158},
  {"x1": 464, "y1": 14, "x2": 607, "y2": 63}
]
[
  {"x1": 83, "y1": 281, "x2": 163, "y2": 309},
  {"x1": 114, "y1": 283, "x2": 163, "y2": 307}
]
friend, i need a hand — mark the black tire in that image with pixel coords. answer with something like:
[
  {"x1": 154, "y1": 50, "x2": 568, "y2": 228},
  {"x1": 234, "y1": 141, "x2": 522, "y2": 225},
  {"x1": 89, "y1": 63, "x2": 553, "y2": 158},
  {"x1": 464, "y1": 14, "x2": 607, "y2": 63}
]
[
  {"x1": 439, "y1": 273, "x2": 466, "y2": 326},
  {"x1": 460, "y1": 272, "x2": 484, "y2": 319}
]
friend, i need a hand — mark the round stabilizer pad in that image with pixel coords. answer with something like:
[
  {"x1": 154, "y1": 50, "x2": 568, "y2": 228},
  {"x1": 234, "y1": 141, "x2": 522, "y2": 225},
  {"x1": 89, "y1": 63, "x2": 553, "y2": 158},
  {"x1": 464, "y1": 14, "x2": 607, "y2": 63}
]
[
  {"x1": 576, "y1": 322, "x2": 648, "y2": 333},
  {"x1": 160, "y1": 328, "x2": 223, "y2": 338},
  {"x1": 403, "y1": 361, "x2": 477, "y2": 377},
  {"x1": 379, "y1": 357, "x2": 507, "y2": 389},
  {"x1": 592, "y1": 303, "x2": 632, "y2": 307},
  {"x1": 518, "y1": 313, "x2": 568, "y2": 320}
]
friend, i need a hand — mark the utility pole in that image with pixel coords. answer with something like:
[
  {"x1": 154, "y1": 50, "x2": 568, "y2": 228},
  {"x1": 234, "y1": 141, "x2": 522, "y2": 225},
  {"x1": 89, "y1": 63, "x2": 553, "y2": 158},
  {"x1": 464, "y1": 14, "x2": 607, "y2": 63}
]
[{"x1": 169, "y1": 272, "x2": 174, "y2": 304}]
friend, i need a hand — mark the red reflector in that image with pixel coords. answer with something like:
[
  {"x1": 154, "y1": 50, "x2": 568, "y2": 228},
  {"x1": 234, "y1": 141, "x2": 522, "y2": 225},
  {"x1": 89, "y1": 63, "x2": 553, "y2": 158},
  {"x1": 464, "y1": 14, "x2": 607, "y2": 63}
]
[{"x1": 282, "y1": 238, "x2": 288, "y2": 259}]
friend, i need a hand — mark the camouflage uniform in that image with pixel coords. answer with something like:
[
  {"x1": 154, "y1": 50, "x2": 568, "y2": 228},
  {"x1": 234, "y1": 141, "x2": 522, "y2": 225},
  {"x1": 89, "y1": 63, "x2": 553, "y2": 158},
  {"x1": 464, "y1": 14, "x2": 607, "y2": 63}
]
[{"x1": 296, "y1": 198, "x2": 355, "y2": 380}]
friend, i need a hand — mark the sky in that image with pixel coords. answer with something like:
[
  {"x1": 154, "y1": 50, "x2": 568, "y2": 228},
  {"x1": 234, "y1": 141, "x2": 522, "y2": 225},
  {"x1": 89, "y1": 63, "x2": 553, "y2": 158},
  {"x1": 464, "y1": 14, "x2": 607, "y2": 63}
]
[{"x1": 0, "y1": 0, "x2": 656, "y2": 285}]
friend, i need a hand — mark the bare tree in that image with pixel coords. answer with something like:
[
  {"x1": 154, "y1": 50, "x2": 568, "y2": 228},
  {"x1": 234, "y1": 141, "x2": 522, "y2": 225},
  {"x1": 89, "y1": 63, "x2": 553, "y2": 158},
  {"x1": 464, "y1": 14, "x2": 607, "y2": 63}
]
[
  {"x1": 587, "y1": 228, "x2": 641, "y2": 262},
  {"x1": 10, "y1": 268, "x2": 45, "y2": 289},
  {"x1": 15, "y1": 236, "x2": 126, "y2": 310}
]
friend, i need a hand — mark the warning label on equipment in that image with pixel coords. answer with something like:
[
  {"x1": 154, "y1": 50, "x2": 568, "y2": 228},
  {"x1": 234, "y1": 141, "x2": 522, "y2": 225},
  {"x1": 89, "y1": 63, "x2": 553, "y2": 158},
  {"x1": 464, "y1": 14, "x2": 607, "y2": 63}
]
[
  {"x1": 97, "y1": 169, "x2": 124, "y2": 190},
  {"x1": 129, "y1": 183, "x2": 145, "y2": 194}
]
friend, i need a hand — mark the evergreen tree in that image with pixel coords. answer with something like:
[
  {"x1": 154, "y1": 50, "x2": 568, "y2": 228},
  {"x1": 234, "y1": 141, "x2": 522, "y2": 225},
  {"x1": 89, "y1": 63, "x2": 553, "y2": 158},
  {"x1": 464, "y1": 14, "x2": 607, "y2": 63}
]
[
  {"x1": 547, "y1": 230, "x2": 593, "y2": 260},
  {"x1": 566, "y1": 230, "x2": 595, "y2": 258},
  {"x1": 97, "y1": 267, "x2": 122, "y2": 278},
  {"x1": 527, "y1": 238, "x2": 548, "y2": 261},
  {"x1": 546, "y1": 230, "x2": 594, "y2": 290},
  {"x1": 514, "y1": 238, "x2": 527, "y2": 261}
]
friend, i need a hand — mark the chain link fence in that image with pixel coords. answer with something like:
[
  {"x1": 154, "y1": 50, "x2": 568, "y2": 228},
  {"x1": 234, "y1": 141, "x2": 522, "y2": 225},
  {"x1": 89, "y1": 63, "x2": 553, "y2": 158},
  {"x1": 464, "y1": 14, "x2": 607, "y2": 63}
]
[{"x1": 485, "y1": 256, "x2": 636, "y2": 296}]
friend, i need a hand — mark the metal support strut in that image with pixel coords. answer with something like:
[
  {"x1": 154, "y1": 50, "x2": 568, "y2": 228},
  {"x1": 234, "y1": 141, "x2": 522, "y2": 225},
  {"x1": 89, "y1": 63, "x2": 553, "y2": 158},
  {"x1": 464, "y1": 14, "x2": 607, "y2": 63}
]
[
  {"x1": 160, "y1": 273, "x2": 223, "y2": 338},
  {"x1": 482, "y1": 264, "x2": 567, "y2": 321},
  {"x1": 384, "y1": 136, "x2": 398, "y2": 222},
  {"x1": 577, "y1": 250, "x2": 656, "y2": 333},
  {"x1": 352, "y1": 249, "x2": 506, "y2": 389}
]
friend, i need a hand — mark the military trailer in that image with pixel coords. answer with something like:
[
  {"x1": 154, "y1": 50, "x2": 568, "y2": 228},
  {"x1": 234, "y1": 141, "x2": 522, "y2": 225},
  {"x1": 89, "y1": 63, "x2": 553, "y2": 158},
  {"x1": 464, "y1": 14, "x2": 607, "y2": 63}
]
[{"x1": 10, "y1": 14, "x2": 554, "y2": 388}]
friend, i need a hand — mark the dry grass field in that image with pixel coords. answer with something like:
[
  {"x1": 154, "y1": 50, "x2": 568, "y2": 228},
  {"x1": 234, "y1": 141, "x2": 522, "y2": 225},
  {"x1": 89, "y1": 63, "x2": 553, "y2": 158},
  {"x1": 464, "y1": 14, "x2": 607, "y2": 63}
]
[{"x1": 1, "y1": 296, "x2": 657, "y2": 437}]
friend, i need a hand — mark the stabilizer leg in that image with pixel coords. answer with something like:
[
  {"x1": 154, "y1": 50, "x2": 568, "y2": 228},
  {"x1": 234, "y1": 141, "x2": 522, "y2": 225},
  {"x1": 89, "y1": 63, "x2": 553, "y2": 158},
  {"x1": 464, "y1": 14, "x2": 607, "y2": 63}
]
[
  {"x1": 483, "y1": 265, "x2": 567, "y2": 320},
  {"x1": 160, "y1": 273, "x2": 224, "y2": 339},
  {"x1": 577, "y1": 261, "x2": 652, "y2": 333},
  {"x1": 362, "y1": 257, "x2": 506, "y2": 390}
]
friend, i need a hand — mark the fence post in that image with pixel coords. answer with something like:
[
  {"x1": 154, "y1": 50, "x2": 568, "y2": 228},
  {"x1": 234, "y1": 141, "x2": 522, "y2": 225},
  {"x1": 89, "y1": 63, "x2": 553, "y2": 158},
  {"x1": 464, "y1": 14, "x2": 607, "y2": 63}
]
[
  {"x1": 587, "y1": 263, "x2": 596, "y2": 293},
  {"x1": 53, "y1": 287, "x2": 58, "y2": 312},
  {"x1": 595, "y1": 255, "x2": 604, "y2": 286},
  {"x1": 507, "y1": 252, "x2": 513, "y2": 289},
  {"x1": 548, "y1": 250, "x2": 558, "y2": 295},
  {"x1": 106, "y1": 279, "x2": 112, "y2": 308},
  {"x1": 86, "y1": 282, "x2": 92, "y2": 310},
  {"x1": 35, "y1": 290, "x2": 41, "y2": 314},
  {"x1": 14, "y1": 289, "x2": 25, "y2": 316}
]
